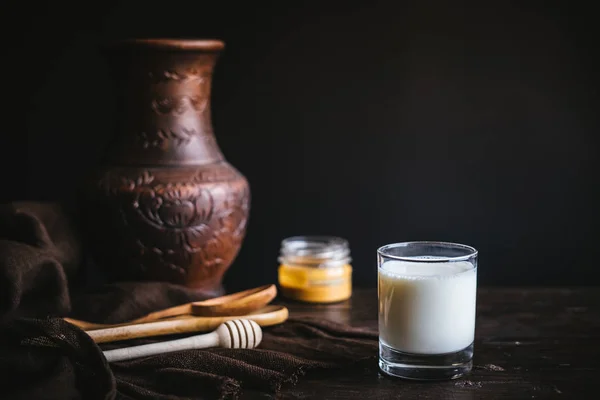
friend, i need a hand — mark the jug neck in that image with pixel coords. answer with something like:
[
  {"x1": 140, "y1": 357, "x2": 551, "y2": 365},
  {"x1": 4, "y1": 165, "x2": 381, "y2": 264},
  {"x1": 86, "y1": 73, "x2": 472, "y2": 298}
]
[{"x1": 104, "y1": 39, "x2": 226, "y2": 166}]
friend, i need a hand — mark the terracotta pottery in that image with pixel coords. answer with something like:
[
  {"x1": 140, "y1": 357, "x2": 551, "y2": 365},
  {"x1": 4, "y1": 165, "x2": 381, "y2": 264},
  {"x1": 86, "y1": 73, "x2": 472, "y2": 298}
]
[{"x1": 86, "y1": 39, "x2": 250, "y2": 291}]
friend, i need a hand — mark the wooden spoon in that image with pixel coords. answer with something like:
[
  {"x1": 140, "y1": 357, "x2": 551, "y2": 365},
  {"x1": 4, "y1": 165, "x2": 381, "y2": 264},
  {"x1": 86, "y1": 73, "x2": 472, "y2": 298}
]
[
  {"x1": 88, "y1": 305, "x2": 288, "y2": 343},
  {"x1": 64, "y1": 284, "x2": 277, "y2": 331}
]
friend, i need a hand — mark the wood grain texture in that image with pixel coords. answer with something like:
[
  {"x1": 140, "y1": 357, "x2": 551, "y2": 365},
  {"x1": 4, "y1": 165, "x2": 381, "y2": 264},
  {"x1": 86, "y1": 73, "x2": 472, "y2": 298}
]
[
  {"x1": 240, "y1": 288, "x2": 600, "y2": 399},
  {"x1": 64, "y1": 284, "x2": 276, "y2": 330},
  {"x1": 103, "y1": 319, "x2": 262, "y2": 362},
  {"x1": 88, "y1": 305, "x2": 288, "y2": 343},
  {"x1": 190, "y1": 284, "x2": 276, "y2": 316}
]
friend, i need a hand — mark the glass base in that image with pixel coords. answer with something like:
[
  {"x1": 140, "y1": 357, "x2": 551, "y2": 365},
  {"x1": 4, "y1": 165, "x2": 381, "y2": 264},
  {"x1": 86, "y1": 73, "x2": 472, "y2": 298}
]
[{"x1": 379, "y1": 342, "x2": 473, "y2": 380}]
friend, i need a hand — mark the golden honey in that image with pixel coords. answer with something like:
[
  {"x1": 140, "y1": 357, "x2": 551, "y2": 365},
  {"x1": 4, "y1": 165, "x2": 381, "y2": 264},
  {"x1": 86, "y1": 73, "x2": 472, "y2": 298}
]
[{"x1": 277, "y1": 236, "x2": 353, "y2": 303}]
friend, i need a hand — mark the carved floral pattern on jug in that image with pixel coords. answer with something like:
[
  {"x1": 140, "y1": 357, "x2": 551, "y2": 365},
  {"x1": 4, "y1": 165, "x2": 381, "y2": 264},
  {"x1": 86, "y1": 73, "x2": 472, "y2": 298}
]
[{"x1": 95, "y1": 163, "x2": 249, "y2": 285}]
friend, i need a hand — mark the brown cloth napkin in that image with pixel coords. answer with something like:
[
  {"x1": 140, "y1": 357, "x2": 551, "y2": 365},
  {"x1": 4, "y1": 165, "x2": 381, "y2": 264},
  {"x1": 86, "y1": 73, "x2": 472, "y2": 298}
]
[{"x1": 0, "y1": 202, "x2": 377, "y2": 400}]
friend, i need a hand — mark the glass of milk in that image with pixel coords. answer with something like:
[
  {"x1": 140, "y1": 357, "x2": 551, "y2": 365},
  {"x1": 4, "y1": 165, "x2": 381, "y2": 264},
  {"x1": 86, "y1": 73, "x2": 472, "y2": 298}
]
[{"x1": 377, "y1": 241, "x2": 478, "y2": 380}]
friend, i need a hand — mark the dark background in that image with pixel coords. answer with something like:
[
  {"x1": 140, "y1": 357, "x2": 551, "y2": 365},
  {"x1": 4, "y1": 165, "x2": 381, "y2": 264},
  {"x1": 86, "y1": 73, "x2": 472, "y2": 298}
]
[{"x1": 2, "y1": 1, "x2": 598, "y2": 289}]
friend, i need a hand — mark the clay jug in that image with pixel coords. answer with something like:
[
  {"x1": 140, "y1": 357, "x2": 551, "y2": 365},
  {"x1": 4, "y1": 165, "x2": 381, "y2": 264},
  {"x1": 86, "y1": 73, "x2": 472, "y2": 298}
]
[{"x1": 86, "y1": 39, "x2": 250, "y2": 291}]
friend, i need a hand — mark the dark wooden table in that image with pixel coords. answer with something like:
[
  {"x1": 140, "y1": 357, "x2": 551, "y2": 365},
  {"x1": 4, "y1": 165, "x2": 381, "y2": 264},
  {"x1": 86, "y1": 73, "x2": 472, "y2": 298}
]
[{"x1": 244, "y1": 288, "x2": 599, "y2": 399}]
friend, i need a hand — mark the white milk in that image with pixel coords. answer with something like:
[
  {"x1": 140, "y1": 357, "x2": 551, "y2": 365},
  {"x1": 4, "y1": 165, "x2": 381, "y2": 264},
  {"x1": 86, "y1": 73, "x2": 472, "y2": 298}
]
[{"x1": 378, "y1": 260, "x2": 477, "y2": 355}]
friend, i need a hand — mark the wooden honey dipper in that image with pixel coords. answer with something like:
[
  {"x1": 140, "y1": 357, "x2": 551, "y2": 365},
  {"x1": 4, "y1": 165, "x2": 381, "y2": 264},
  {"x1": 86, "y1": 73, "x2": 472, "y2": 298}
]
[{"x1": 103, "y1": 319, "x2": 262, "y2": 362}]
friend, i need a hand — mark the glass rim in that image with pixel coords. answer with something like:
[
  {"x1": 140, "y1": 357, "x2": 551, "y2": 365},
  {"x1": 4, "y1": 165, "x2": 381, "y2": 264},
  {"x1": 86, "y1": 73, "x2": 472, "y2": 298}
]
[{"x1": 377, "y1": 241, "x2": 478, "y2": 263}]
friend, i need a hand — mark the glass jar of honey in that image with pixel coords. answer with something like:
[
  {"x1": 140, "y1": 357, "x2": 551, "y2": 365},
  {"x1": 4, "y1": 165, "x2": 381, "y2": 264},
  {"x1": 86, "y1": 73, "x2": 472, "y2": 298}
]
[{"x1": 278, "y1": 236, "x2": 353, "y2": 303}]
